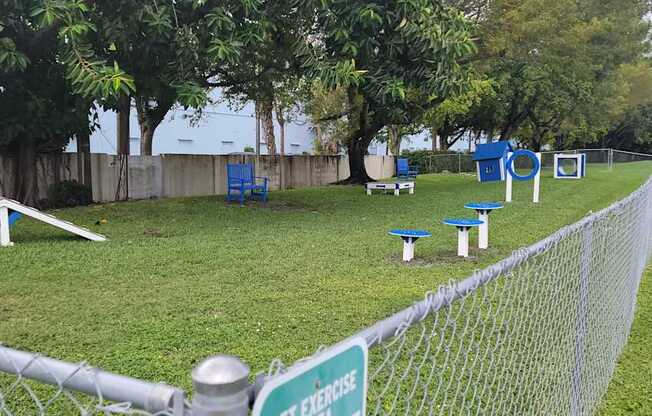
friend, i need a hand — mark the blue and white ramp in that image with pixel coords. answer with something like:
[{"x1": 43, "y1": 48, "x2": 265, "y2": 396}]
[{"x1": 0, "y1": 198, "x2": 106, "y2": 247}]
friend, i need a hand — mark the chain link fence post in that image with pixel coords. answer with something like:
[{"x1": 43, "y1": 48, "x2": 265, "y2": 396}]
[
  {"x1": 571, "y1": 220, "x2": 593, "y2": 415},
  {"x1": 191, "y1": 355, "x2": 251, "y2": 416}
]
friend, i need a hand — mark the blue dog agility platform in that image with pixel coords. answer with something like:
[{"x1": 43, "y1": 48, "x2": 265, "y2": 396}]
[
  {"x1": 389, "y1": 229, "x2": 432, "y2": 262},
  {"x1": 443, "y1": 219, "x2": 484, "y2": 229},
  {"x1": 8, "y1": 211, "x2": 22, "y2": 227},
  {"x1": 443, "y1": 219, "x2": 484, "y2": 258},
  {"x1": 464, "y1": 203, "x2": 504, "y2": 250}
]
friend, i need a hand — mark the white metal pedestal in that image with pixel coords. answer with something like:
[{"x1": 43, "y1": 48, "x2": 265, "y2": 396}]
[
  {"x1": 458, "y1": 228, "x2": 470, "y2": 257},
  {"x1": 478, "y1": 212, "x2": 489, "y2": 250},
  {"x1": 403, "y1": 238, "x2": 416, "y2": 262}
]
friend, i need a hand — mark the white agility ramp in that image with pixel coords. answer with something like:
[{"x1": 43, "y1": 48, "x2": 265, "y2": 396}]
[{"x1": 0, "y1": 198, "x2": 106, "y2": 247}]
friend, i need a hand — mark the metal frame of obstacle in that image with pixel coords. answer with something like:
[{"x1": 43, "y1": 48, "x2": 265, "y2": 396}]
[
  {"x1": 554, "y1": 153, "x2": 586, "y2": 179},
  {"x1": 505, "y1": 150, "x2": 542, "y2": 204},
  {"x1": 0, "y1": 198, "x2": 106, "y2": 247},
  {"x1": 367, "y1": 181, "x2": 415, "y2": 196}
]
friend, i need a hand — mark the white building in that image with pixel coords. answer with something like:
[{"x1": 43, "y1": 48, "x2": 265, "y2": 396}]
[
  {"x1": 67, "y1": 89, "x2": 470, "y2": 156},
  {"x1": 67, "y1": 91, "x2": 315, "y2": 156}
]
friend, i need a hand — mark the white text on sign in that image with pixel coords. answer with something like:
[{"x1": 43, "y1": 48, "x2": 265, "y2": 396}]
[{"x1": 279, "y1": 370, "x2": 358, "y2": 416}]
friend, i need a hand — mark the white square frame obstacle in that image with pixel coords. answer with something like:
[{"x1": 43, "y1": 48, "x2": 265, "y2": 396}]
[{"x1": 554, "y1": 154, "x2": 586, "y2": 179}]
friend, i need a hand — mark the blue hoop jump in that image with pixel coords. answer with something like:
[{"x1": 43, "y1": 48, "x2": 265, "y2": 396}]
[{"x1": 506, "y1": 150, "x2": 541, "y2": 181}]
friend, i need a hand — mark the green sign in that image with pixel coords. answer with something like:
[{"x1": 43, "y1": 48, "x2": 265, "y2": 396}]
[{"x1": 253, "y1": 338, "x2": 368, "y2": 416}]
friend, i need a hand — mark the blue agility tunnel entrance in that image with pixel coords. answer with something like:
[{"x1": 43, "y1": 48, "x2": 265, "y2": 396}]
[{"x1": 473, "y1": 141, "x2": 514, "y2": 183}]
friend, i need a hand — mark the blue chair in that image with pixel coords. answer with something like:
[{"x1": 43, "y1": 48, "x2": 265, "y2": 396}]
[
  {"x1": 396, "y1": 158, "x2": 418, "y2": 180},
  {"x1": 226, "y1": 163, "x2": 269, "y2": 205}
]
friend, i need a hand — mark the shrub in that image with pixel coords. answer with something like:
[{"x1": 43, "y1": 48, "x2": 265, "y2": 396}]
[
  {"x1": 243, "y1": 145, "x2": 255, "y2": 153},
  {"x1": 46, "y1": 180, "x2": 92, "y2": 208},
  {"x1": 400, "y1": 150, "x2": 474, "y2": 173}
]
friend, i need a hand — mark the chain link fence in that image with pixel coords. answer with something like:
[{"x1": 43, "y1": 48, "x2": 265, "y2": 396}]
[
  {"x1": 265, "y1": 175, "x2": 652, "y2": 416},
  {"x1": 0, "y1": 346, "x2": 186, "y2": 415},
  {"x1": 1, "y1": 173, "x2": 651, "y2": 415},
  {"x1": 406, "y1": 148, "x2": 651, "y2": 175},
  {"x1": 354, "y1": 176, "x2": 652, "y2": 416}
]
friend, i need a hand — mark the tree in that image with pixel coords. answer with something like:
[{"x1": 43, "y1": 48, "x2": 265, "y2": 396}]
[
  {"x1": 421, "y1": 79, "x2": 494, "y2": 150},
  {"x1": 85, "y1": 1, "x2": 265, "y2": 155},
  {"x1": 303, "y1": 80, "x2": 349, "y2": 155},
  {"x1": 0, "y1": 0, "x2": 130, "y2": 204},
  {"x1": 216, "y1": 1, "x2": 314, "y2": 155},
  {"x1": 467, "y1": 0, "x2": 651, "y2": 150},
  {"x1": 301, "y1": 0, "x2": 476, "y2": 183}
]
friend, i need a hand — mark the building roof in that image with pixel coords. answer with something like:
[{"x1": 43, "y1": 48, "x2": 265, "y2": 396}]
[{"x1": 473, "y1": 141, "x2": 513, "y2": 161}]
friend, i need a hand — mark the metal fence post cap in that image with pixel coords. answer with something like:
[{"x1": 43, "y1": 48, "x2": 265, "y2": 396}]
[
  {"x1": 191, "y1": 355, "x2": 251, "y2": 416},
  {"x1": 192, "y1": 355, "x2": 250, "y2": 395}
]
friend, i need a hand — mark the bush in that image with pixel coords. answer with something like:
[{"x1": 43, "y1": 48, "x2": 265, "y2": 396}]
[
  {"x1": 46, "y1": 180, "x2": 92, "y2": 208},
  {"x1": 243, "y1": 145, "x2": 255, "y2": 153},
  {"x1": 400, "y1": 150, "x2": 475, "y2": 173}
]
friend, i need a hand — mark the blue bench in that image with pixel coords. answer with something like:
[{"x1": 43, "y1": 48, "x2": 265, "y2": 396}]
[
  {"x1": 397, "y1": 158, "x2": 418, "y2": 180},
  {"x1": 226, "y1": 163, "x2": 269, "y2": 205}
]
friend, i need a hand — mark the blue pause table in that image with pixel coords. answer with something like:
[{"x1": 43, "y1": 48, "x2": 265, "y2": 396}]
[{"x1": 389, "y1": 229, "x2": 432, "y2": 262}]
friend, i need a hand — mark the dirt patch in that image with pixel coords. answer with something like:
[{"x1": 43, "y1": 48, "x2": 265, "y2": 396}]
[
  {"x1": 386, "y1": 248, "x2": 491, "y2": 267},
  {"x1": 224, "y1": 200, "x2": 311, "y2": 212}
]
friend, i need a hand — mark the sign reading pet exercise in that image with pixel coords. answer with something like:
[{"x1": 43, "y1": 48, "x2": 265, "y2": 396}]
[{"x1": 253, "y1": 338, "x2": 368, "y2": 416}]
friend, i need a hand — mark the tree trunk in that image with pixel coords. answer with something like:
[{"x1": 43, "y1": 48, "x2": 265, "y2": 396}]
[
  {"x1": 315, "y1": 124, "x2": 323, "y2": 154},
  {"x1": 76, "y1": 131, "x2": 92, "y2": 188},
  {"x1": 388, "y1": 125, "x2": 401, "y2": 156},
  {"x1": 440, "y1": 133, "x2": 450, "y2": 151},
  {"x1": 255, "y1": 101, "x2": 261, "y2": 155},
  {"x1": 14, "y1": 138, "x2": 38, "y2": 206},
  {"x1": 530, "y1": 125, "x2": 548, "y2": 152},
  {"x1": 140, "y1": 124, "x2": 155, "y2": 156},
  {"x1": 431, "y1": 128, "x2": 438, "y2": 151},
  {"x1": 260, "y1": 97, "x2": 276, "y2": 155},
  {"x1": 341, "y1": 90, "x2": 383, "y2": 184},
  {"x1": 347, "y1": 137, "x2": 373, "y2": 184},
  {"x1": 275, "y1": 102, "x2": 286, "y2": 190},
  {"x1": 135, "y1": 95, "x2": 174, "y2": 156},
  {"x1": 117, "y1": 93, "x2": 130, "y2": 155},
  {"x1": 275, "y1": 106, "x2": 286, "y2": 156}
]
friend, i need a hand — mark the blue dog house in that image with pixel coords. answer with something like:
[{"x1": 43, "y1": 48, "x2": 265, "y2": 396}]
[{"x1": 473, "y1": 142, "x2": 513, "y2": 183}]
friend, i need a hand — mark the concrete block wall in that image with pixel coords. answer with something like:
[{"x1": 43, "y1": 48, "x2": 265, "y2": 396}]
[{"x1": 0, "y1": 153, "x2": 395, "y2": 203}]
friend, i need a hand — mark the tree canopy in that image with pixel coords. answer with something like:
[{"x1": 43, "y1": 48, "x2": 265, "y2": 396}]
[{"x1": 1, "y1": 0, "x2": 652, "y2": 199}]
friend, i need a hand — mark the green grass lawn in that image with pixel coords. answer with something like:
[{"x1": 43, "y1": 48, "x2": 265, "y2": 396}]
[
  {"x1": 1, "y1": 162, "x2": 650, "y2": 411},
  {"x1": 599, "y1": 264, "x2": 652, "y2": 416}
]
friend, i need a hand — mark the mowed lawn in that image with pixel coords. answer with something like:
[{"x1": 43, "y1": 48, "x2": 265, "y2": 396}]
[{"x1": 1, "y1": 162, "x2": 651, "y2": 408}]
